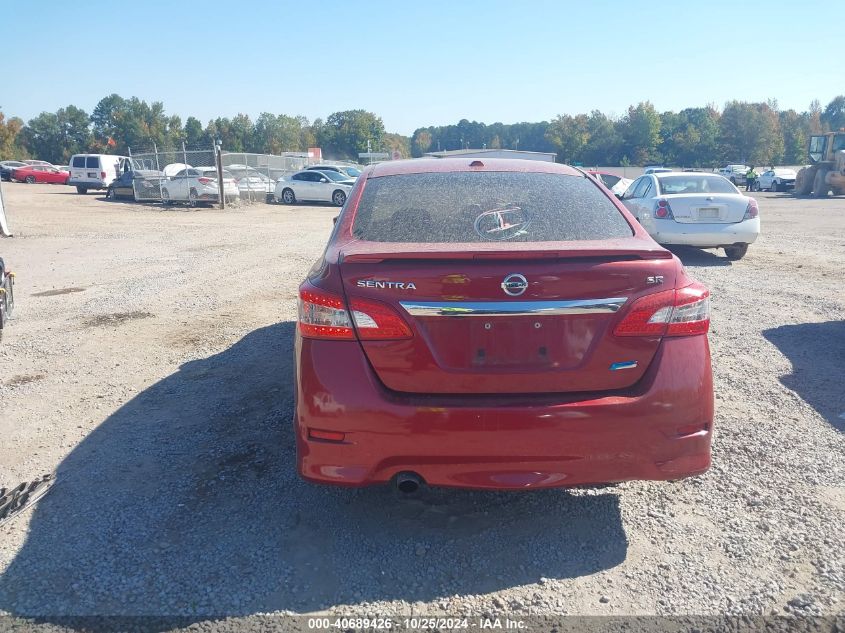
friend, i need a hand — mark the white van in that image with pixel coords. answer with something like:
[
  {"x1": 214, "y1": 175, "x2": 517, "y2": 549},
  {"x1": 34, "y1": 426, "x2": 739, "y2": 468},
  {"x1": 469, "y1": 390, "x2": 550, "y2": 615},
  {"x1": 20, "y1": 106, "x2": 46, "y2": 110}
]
[{"x1": 68, "y1": 154, "x2": 131, "y2": 194}]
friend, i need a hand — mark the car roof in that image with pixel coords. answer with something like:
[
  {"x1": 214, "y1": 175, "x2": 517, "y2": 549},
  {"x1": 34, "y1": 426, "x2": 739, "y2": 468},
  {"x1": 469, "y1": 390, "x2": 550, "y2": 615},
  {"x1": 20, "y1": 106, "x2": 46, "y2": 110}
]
[
  {"x1": 652, "y1": 171, "x2": 726, "y2": 178},
  {"x1": 368, "y1": 158, "x2": 580, "y2": 178}
]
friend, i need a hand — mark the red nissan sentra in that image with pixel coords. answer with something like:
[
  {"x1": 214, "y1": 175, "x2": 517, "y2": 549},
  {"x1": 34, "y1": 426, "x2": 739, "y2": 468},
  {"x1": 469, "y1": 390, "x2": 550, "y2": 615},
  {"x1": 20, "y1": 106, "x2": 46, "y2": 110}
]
[{"x1": 295, "y1": 159, "x2": 713, "y2": 492}]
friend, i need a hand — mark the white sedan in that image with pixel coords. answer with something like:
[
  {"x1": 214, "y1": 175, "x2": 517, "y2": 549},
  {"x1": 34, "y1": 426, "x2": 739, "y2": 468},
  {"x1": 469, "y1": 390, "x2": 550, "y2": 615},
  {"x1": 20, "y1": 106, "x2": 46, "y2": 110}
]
[
  {"x1": 274, "y1": 169, "x2": 355, "y2": 206},
  {"x1": 756, "y1": 168, "x2": 797, "y2": 192},
  {"x1": 161, "y1": 167, "x2": 239, "y2": 207},
  {"x1": 619, "y1": 171, "x2": 760, "y2": 260},
  {"x1": 226, "y1": 164, "x2": 276, "y2": 198}
]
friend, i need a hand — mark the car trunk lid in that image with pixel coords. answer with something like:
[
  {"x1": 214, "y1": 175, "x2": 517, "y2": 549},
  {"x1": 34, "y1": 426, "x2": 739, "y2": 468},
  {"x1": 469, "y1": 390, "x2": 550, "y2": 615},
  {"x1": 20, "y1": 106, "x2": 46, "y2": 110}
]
[
  {"x1": 339, "y1": 241, "x2": 677, "y2": 394},
  {"x1": 663, "y1": 194, "x2": 748, "y2": 224}
]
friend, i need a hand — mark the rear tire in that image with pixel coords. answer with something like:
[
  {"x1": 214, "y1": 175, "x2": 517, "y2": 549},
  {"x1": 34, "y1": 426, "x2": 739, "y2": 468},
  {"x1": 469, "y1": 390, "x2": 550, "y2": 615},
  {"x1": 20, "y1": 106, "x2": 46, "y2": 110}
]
[
  {"x1": 332, "y1": 190, "x2": 347, "y2": 206},
  {"x1": 281, "y1": 188, "x2": 296, "y2": 204},
  {"x1": 161, "y1": 188, "x2": 172, "y2": 205},
  {"x1": 729, "y1": 177, "x2": 737, "y2": 185},
  {"x1": 24, "y1": 176, "x2": 35, "y2": 184},
  {"x1": 812, "y1": 168, "x2": 830, "y2": 198},
  {"x1": 76, "y1": 186, "x2": 88, "y2": 194},
  {"x1": 106, "y1": 187, "x2": 115, "y2": 200},
  {"x1": 770, "y1": 181, "x2": 778, "y2": 192},
  {"x1": 189, "y1": 188, "x2": 198, "y2": 208},
  {"x1": 724, "y1": 244, "x2": 749, "y2": 260}
]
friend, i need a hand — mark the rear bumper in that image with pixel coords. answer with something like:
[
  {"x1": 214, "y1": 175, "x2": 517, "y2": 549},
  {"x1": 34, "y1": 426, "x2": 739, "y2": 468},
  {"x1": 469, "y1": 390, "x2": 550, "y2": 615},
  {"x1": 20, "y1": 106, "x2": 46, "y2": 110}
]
[
  {"x1": 68, "y1": 178, "x2": 106, "y2": 189},
  {"x1": 652, "y1": 218, "x2": 760, "y2": 247},
  {"x1": 295, "y1": 335, "x2": 714, "y2": 490}
]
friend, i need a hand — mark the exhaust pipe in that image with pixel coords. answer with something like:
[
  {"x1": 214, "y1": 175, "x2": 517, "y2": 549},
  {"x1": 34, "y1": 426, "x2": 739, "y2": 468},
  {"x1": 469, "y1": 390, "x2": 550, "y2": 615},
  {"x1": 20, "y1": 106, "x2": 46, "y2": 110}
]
[{"x1": 394, "y1": 471, "x2": 425, "y2": 495}]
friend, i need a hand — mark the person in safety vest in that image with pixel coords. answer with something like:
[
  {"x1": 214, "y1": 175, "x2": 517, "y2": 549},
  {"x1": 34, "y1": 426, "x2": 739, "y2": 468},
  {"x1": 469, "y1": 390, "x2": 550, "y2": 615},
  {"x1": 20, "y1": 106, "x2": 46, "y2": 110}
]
[{"x1": 745, "y1": 166, "x2": 758, "y2": 191}]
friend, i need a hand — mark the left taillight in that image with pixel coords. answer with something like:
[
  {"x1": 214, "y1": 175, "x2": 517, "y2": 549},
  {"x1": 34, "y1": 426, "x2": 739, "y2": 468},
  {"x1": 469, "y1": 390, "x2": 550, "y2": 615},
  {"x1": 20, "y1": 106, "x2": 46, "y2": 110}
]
[
  {"x1": 654, "y1": 198, "x2": 675, "y2": 220},
  {"x1": 614, "y1": 282, "x2": 710, "y2": 337},
  {"x1": 298, "y1": 284, "x2": 354, "y2": 339},
  {"x1": 298, "y1": 283, "x2": 412, "y2": 341}
]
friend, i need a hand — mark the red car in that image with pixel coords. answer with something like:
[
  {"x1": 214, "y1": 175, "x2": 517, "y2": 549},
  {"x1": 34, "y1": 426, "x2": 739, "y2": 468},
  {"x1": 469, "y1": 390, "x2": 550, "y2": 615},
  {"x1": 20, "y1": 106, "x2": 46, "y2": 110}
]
[
  {"x1": 295, "y1": 159, "x2": 713, "y2": 492},
  {"x1": 12, "y1": 165, "x2": 70, "y2": 185}
]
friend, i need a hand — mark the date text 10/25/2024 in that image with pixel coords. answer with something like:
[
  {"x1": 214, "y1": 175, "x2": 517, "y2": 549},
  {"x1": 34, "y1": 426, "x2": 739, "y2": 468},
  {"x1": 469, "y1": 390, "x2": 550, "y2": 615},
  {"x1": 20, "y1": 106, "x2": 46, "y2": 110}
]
[{"x1": 307, "y1": 616, "x2": 527, "y2": 630}]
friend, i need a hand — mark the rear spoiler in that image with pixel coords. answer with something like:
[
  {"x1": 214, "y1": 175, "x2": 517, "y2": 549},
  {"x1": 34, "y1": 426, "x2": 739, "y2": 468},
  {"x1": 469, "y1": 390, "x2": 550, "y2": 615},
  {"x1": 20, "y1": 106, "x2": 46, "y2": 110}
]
[{"x1": 341, "y1": 247, "x2": 673, "y2": 264}]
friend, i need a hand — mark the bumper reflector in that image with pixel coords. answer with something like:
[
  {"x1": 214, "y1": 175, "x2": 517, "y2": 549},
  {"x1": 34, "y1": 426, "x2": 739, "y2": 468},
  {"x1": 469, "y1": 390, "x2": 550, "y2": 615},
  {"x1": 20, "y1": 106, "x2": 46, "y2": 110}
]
[{"x1": 308, "y1": 428, "x2": 346, "y2": 443}]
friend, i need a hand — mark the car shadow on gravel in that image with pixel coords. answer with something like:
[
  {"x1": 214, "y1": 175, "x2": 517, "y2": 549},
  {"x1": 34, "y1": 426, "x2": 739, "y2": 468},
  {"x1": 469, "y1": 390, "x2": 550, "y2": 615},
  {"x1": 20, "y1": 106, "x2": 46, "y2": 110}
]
[
  {"x1": 763, "y1": 320, "x2": 845, "y2": 433},
  {"x1": 666, "y1": 245, "x2": 731, "y2": 267},
  {"x1": 0, "y1": 321, "x2": 627, "y2": 622}
]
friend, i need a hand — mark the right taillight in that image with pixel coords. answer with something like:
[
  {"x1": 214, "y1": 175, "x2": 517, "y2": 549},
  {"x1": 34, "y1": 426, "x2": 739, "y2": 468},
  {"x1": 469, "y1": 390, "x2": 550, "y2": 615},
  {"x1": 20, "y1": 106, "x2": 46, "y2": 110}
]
[
  {"x1": 298, "y1": 283, "x2": 412, "y2": 340},
  {"x1": 744, "y1": 198, "x2": 758, "y2": 220},
  {"x1": 614, "y1": 282, "x2": 710, "y2": 337}
]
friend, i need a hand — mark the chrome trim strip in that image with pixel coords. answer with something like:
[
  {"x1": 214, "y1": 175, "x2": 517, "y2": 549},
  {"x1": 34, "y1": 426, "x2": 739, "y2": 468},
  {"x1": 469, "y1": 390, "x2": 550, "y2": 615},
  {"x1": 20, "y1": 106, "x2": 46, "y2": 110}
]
[{"x1": 399, "y1": 297, "x2": 628, "y2": 317}]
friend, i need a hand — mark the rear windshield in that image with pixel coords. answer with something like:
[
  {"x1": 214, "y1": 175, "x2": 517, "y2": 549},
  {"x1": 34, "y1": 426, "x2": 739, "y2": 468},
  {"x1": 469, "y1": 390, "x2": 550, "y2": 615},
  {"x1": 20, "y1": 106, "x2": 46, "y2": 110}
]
[
  {"x1": 200, "y1": 169, "x2": 233, "y2": 179},
  {"x1": 85, "y1": 157, "x2": 99, "y2": 168},
  {"x1": 598, "y1": 174, "x2": 621, "y2": 188},
  {"x1": 321, "y1": 170, "x2": 350, "y2": 182},
  {"x1": 657, "y1": 175, "x2": 737, "y2": 195},
  {"x1": 352, "y1": 172, "x2": 633, "y2": 243}
]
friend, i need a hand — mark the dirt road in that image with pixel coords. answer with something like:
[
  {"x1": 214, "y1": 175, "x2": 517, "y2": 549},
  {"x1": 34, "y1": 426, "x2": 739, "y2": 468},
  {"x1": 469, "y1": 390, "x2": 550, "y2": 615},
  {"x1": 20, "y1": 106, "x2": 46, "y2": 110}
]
[{"x1": 0, "y1": 182, "x2": 842, "y2": 621}]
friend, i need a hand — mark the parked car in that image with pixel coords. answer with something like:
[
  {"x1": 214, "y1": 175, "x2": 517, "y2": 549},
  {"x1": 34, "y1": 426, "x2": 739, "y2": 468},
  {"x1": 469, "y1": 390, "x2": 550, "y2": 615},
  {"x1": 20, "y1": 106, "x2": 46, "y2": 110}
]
[
  {"x1": 68, "y1": 154, "x2": 131, "y2": 194},
  {"x1": 275, "y1": 169, "x2": 355, "y2": 206},
  {"x1": 306, "y1": 164, "x2": 362, "y2": 179},
  {"x1": 0, "y1": 256, "x2": 14, "y2": 332},
  {"x1": 618, "y1": 171, "x2": 759, "y2": 260},
  {"x1": 106, "y1": 170, "x2": 166, "y2": 201},
  {"x1": 717, "y1": 164, "x2": 749, "y2": 186},
  {"x1": 756, "y1": 168, "x2": 797, "y2": 192},
  {"x1": 21, "y1": 160, "x2": 52, "y2": 167},
  {"x1": 225, "y1": 164, "x2": 276, "y2": 199},
  {"x1": 587, "y1": 170, "x2": 633, "y2": 195},
  {"x1": 161, "y1": 167, "x2": 239, "y2": 207},
  {"x1": 0, "y1": 161, "x2": 27, "y2": 181},
  {"x1": 11, "y1": 165, "x2": 70, "y2": 185},
  {"x1": 295, "y1": 158, "x2": 713, "y2": 492}
]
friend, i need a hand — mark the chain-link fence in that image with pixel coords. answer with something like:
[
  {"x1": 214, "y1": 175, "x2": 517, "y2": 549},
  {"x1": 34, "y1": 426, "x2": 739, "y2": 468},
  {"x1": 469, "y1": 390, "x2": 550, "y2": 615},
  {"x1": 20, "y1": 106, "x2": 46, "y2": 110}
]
[
  {"x1": 127, "y1": 145, "x2": 326, "y2": 207},
  {"x1": 128, "y1": 146, "x2": 219, "y2": 206},
  {"x1": 220, "y1": 152, "x2": 312, "y2": 203}
]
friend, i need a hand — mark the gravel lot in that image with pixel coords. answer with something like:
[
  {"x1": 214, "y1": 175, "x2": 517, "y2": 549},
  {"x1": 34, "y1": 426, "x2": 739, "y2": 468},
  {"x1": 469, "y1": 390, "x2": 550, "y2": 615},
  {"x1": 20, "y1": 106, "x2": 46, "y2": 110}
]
[{"x1": 0, "y1": 182, "x2": 842, "y2": 623}]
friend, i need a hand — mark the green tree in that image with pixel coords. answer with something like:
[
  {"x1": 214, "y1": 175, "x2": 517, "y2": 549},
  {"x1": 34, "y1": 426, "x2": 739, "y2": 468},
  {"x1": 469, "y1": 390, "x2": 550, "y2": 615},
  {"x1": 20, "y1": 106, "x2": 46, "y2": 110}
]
[
  {"x1": 253, "y1": 113, "x2": 304, "y2": 154},
  {"x1": 580, "y1": 111, "x2": 621, "y2": 166},
  {"x1": 719, "y1": 101, "x2": 782, "y2": 165},
  {"x1": 0, "y1": 111, "x2": 26, "y2": 160},
  {"x1": 382, "y1": 132, "x2": 411, "y2": 158},
  {"x1": 20, "y1": 106, "x2": 91, "y2": 164},
  {"x1": 779, "y1": 109, "x2": 808, "y2": 164},
  {"x1": 184, "y1": 116, "x2": 204, "y2": 148},
  {"x1": 318, "y1": 110, "x2": 385, "y2": 160},
  {"x1": 411, "y1": 129, "x2": 432, "y2": 156},
  {"x1": 621, "y1": 102, "x2": 662, "y2": 165},
  {"x1": 822, "y1": 95, "x2": 845, "y2": 131},
  {"x1": 545, "y1": 114, "x2": 589, "y2": 163}
]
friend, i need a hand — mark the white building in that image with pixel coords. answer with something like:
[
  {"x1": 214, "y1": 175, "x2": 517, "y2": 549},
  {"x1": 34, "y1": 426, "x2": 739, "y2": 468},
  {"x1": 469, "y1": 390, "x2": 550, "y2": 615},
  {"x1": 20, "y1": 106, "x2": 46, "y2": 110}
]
[{"x1": 423, "y1": 148, "x2": 556, "y2": 162}]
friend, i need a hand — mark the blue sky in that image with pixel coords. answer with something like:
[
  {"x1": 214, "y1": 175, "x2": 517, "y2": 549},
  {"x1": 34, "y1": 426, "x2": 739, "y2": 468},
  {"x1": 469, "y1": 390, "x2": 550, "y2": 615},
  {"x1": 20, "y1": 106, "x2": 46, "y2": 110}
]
[{"x1": 0, "y1": 0, "x2": 837, "y2": 135}]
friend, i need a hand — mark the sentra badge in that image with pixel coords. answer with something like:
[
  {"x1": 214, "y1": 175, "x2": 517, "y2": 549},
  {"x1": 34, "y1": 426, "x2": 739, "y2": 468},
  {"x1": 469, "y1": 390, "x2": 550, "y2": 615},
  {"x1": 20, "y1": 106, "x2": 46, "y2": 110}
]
[{"x1": 357, "y1": 280, "x2": 417, "y2": 290}]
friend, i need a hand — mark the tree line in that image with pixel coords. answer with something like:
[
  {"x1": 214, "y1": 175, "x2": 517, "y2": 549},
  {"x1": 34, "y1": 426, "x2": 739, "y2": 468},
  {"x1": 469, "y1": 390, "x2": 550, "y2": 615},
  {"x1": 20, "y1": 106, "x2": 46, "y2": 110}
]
[
  {"x1": 0, "y1": 94, "x2": 402, "y2": 165},
  {"x1": 412, "y1": 97, "x2": 845, "y2": 167},
  {"x1": 2, "y1": 93, "x2": 844, "y2": 167}
]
